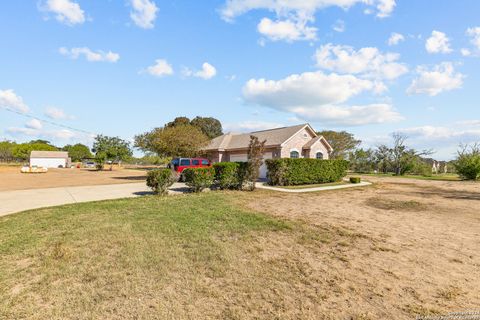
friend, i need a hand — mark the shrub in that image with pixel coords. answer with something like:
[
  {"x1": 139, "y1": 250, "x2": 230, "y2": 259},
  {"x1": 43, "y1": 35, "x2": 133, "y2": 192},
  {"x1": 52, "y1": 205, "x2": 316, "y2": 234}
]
[
  {"x1": 146, "y1": 169, "x2": 176, "y2": 195},
  {"x1": 183, "y1": 167, "x2": 215, "y2": 192},
  {"x1": 454, "y1": 144, "x2": 480, "y2": 180},
  {"x1": 266, "y1": 159, "x2": 349, "y2": 186},
  {"x1": 213, "y1": 162, "x2": 240, "y2": 189},
  {"x1": 350, "y1": 177, "x2": 361, "y2": 184}
]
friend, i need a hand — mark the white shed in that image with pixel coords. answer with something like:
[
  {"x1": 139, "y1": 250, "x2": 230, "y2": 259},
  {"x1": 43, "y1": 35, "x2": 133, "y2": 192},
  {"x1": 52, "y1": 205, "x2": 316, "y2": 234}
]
[{"x1": 30, "y1": 151, "x2": 70, "y2": 168}]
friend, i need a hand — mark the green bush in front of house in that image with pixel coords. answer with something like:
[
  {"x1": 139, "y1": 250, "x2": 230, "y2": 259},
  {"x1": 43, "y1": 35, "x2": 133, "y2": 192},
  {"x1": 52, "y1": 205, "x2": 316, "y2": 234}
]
[
  {"x1": 213, "y1": 162, "x2": 240, "y2": 189},
  {"x1": 183, "y1": 167, "x2": 215, "y2": 192},
  {"x1": 265, "y1": 159, "x2": 349, "y2": 186},
  {"x1": 146, "y1": 168, "x2": 176, "y2": 195}
]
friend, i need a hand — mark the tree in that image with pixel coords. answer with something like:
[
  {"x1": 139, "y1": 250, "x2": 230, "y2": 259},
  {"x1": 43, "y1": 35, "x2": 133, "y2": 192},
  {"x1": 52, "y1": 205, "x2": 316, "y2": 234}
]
[
  {"x1": 166, "y1": 117, "x2": 191, "y2": 128},
  {"x1": 374, "y1": 145, "x2": 392, "y2": 173},
  {"x1": 243, "y1": 135, "x2": 266, "y2": 191},
  {"x1": 190, "y1": 116, "x2": 223, "y2": 139},
  {"x1": 93, "y1": 135, "x2": 132, "y2": 170},
  {"x1": 454, "y1": 143, "x2": 480, "y2": 180},
  {"x1": 135, "y1": 125, "x2": 209, "y2": 158},
  {"x1": 62, "y1": 143, "x2": 93, "y2": 162},
  {"x1": 12, "y1": 142, "x2": 58, "y2": 161},
  {"x1": 349, "y1": 148, "x2": 375, "y2": 173},
  {"x1": 317, "y1": 130, "x2": 361, "y2": 160},
  {"x1": 0, "y1": 141, "x2": 16, "y2": 162}
]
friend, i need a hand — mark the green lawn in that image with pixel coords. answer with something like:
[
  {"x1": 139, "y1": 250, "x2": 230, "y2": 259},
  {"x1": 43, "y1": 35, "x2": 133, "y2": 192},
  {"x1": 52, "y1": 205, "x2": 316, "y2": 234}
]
[{"x1": 0, "y1": 192, "x2": 352, "y2": 319}]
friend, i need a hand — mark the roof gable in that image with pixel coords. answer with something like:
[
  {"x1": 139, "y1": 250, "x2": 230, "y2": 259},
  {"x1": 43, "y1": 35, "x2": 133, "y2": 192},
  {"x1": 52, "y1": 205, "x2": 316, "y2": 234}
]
[
  {"x1": 30, "y1": 151, "x2": 69, "y2": 159},
  {"x1": 204, "y1": 124, "x2": 313, "y2": 151}
]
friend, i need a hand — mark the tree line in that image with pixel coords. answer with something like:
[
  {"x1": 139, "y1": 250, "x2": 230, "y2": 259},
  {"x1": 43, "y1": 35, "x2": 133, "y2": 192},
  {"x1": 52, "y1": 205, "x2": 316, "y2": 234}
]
[{"x1": 0, "y1": 140, "x2": 93, "y2": 162}]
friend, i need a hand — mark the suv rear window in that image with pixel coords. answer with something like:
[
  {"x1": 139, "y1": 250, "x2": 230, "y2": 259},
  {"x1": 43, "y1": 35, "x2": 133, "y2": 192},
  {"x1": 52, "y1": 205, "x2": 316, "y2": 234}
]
[
  {"x1": 192, "y1": 159, "x2": 200, "y2": 165},
  {"x1": 180, "y1": 159, "x2": 190, "y2": 166},
  {"x1": 171, "y1": 158, "x2": 179, "y2": 166},
  {"x1": 202, "y1": 160, "x2": 209, "y2": 165}
]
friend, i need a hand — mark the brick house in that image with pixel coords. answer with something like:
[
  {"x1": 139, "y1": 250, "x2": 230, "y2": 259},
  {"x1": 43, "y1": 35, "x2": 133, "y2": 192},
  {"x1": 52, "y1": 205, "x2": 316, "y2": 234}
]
[{"x1": 204, "y1": 123, "x2": 333, "y2": 178}]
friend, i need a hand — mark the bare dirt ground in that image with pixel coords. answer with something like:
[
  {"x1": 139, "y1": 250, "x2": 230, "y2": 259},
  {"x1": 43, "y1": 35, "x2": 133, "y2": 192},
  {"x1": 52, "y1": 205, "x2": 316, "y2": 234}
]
[
  {"x1": 241, "y1": 176, "x2": 480, "y2": 319},
  {"x1": 0, "y1": 166, "x2": 146, "y2": 191}
]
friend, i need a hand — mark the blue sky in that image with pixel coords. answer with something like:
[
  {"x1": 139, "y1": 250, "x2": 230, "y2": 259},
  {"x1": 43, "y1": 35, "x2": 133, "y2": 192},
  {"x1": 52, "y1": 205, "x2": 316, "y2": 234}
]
[{"x1": 1, "y1": 0, "x2": 479, "y2": 160}]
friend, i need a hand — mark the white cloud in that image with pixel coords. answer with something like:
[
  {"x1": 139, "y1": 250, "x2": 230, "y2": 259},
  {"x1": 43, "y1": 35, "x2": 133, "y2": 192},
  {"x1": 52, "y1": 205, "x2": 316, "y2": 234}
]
[
  {"x1": 425, "y1": 30, "x2": 452, "y2": 54},
  {"x1": 145, "y1": 59, "x2": 174, "y2": 77},
  {"x1": 466, "y1": 27, "x2": 480, "y2": 49},
  {"x1": 220, "y1": 0, "x2": 395, "y2": 21},
  {"x1": 224, "y1": 121, "x2": 285, "y2": 132},
  {"x1": 183, "y1": 62, "x2": 217, "y2": 80},
  {"x1": 332, "y1": 19, "x2": 345, "y2": 33},
  {"x1": 407, "y1": 62, "x2": 464, "y2": 96},
  {"x1": 257, "y1": 18, "x2": 317, "y2": 42},
  {"x1": 25, "y1": 119, "x2": 43, "y2": 130},
  {"x1": 0, "y1": 89, "x2": 30, "y2": 113},
  {"x1": 243, "y1": 71, "x2": 375, "y2": 108},
  {"x1": 59, "y1": 47, "x2": 120, "y2": 63},
  {"x1": 398, "y1": 125, "x2": 480, "y2": 145},
  {"x1": 293, "y1": 103, "x2": 403, "y2": 126},
  {"x1": 314, "y1": 43, "x2": 408, "y2": 80},
  {"x1": 130, "y1": 0, "x2": 158, "y2": 29},
  {"x1": 462, "y1": 27, "x2": 480, "y2": 57},
  {"x1": 375, "y1": 0, "x2": 396, "y2": 18},
  {"x1": 461, "y1": 48, "x2": 472, "y2": 57},
  {"x1": 43, "y1": 0, "x2": 85, "y2": 25},
  {"x1": 242, "y1": 71, "x2": 402, "y2": 125},
  {"x1": 220, "y1": 0, "x2": 395, "y2": 42},
  {"x1": 44, "y1": 107, "x2": 75, "y2": 120},
  {"x1": 388, "y1": 32, "x2": 405, "y2": 46}
]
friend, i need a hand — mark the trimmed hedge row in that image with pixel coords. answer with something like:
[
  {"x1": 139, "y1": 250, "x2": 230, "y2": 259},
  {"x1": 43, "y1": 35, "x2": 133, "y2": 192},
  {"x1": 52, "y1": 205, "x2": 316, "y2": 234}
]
[
  {"x1": 265, "y1": 159, "x2": 349, "y2": 186},
  {"x1": 212, "y1": 162, "x2": 251, "y2": 190}
]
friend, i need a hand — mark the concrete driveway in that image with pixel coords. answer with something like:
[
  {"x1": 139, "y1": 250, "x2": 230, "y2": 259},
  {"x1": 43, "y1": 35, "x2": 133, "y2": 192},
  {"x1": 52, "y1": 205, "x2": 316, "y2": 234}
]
[{"x1": 0, "y1": 182, "x2": 189, "y2": 217}]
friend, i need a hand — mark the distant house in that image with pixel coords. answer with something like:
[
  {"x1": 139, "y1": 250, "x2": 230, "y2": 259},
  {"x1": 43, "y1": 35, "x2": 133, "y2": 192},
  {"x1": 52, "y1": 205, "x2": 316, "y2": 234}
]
[
  {"x1": 30, "y1": 151, "x2": 71, "y2": 168},
  {"x1": 204, "y1": 123, "x2": 333, "y2": 178}
]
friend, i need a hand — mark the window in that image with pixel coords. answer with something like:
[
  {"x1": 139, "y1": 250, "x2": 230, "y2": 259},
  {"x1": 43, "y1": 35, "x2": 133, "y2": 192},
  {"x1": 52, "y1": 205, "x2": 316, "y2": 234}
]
[
  {"x1": 316, "y1": 152, "x2": 324, "y2": 160},
  {"x1": 192, "y1": 159, "x2": 200, "y2": 165},
  {"x1": 202, "y1": 159, "x2": 210, "y2": 165},
  {"x1": 290, "y1": 151, "x2": 299, "y2": 159},
  {"x1": 180, "y1": 159, "x2": 190, "y2": 166}
]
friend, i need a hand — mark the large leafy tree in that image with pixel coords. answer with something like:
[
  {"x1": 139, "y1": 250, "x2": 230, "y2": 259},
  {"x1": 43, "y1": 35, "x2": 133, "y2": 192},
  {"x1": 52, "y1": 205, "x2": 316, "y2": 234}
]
[
  {"x1": 190, "y1": 116, "x2": 223, "y2": 139},
  {"x1": 166, "y1": 117, "x2": 191, "y2": 128},
  {"x1": 93, "y1": 135, "x2": 132, "y2": 169},
  {"x1": 12, "y1": 142, "x2": 58, "y2": 161},
  {"x1": 317, "y1": 130, "x2": 361, "y2": 160},
  {"x1": 62, "y1": 143, "x2": 93, "y2": 162},
  {"x1": 135, "y1": 125, "x2": 209, "y2": 158},
  {"x1": 165, "y1": 116, "x2": 223, "y2": 139}
]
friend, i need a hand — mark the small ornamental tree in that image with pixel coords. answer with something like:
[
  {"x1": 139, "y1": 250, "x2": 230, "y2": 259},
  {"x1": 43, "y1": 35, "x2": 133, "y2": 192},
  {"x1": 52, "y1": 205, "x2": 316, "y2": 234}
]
[
  {"x1": 454, "y1": 143, "x2": 480, "y2": 180},
  {"x1": 244, "y1": 135, "x2": 266, "y2": 191}
]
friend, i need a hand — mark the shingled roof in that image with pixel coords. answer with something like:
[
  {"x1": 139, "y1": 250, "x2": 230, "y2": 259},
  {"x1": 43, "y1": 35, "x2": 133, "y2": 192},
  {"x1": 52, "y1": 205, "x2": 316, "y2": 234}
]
[
  {"x1": 30, "y1": 151, "x2": 69, "y2": 159},
  {"x1": 205, "y1": 124, "x2": 315, "y2": 151}
]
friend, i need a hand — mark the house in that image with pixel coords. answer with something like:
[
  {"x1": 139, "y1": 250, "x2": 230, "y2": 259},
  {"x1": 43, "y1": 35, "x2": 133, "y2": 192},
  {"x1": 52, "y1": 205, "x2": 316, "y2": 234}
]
[
  {"x1": 30, "y1": 151, "x2": 71, "y2": 168},
  {"x1": 204, "y1": 123, "x2": 333, "y2": 178}
]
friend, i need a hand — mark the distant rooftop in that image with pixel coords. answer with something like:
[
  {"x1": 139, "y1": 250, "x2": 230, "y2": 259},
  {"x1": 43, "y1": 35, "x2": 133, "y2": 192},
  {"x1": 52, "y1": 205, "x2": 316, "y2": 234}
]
[{"x1": 30, "y1": 151, "x2": 69, "y2": 159}]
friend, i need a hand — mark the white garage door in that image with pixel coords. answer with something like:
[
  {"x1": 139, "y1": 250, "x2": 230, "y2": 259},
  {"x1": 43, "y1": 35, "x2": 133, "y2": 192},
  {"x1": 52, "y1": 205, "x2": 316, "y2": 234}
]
[
  {"x1": 229, "y1": 154, "x2": 248, "y2": 162},
  {"x1": 229, "y1": 153, "x2": 272, "y2": 179},
  {"x1": 259, "y1": 152, "x2": 272, "y2": 179}
]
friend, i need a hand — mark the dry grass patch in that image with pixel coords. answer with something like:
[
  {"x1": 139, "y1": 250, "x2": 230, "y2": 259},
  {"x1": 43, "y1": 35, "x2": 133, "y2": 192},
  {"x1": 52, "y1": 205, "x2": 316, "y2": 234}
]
[{"x1": 365, "y1": 197, "x2": 428, "y2": 211}]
